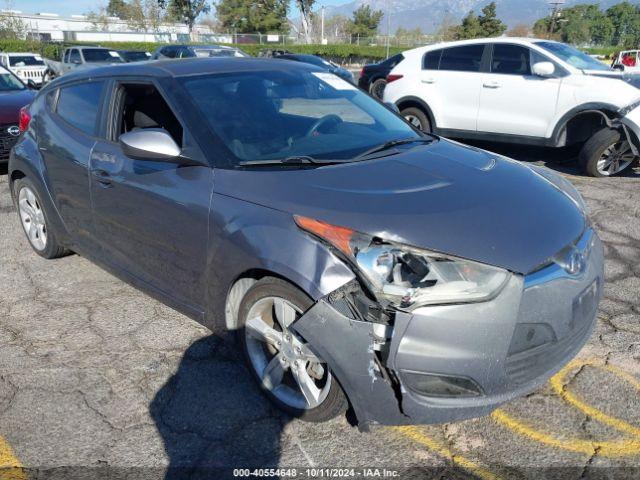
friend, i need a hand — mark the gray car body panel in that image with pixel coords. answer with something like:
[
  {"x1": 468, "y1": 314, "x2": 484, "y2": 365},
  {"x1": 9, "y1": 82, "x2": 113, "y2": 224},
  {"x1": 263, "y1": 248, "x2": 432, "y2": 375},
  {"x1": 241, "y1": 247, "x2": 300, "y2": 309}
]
[{"x1": 212, "y1": 139, "x2": 586, "y2": 275}]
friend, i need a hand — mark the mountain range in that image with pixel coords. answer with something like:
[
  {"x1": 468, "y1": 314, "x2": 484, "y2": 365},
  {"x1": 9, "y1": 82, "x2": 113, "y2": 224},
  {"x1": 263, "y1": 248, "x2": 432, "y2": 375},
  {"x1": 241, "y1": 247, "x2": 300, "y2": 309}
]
[{"x1": 322, "y1": 0, "x2": 640, "y2": 34}]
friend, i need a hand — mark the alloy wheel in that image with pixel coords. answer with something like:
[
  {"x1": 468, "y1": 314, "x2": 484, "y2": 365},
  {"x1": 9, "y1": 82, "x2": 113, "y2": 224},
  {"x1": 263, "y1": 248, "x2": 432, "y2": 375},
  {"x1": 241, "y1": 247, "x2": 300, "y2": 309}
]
[
  {"x1": 404, "y1": 114, "x2": 423, "y2": 129},
  {"x1": 244, "y1": 296, "x2": 332, "y2": 410},
  {"x1": 18, "y1": 186, "x2": 47, "y2": 251},
  {"x1": 597, "y1": 140, "x2": 635, "y2": 176}
]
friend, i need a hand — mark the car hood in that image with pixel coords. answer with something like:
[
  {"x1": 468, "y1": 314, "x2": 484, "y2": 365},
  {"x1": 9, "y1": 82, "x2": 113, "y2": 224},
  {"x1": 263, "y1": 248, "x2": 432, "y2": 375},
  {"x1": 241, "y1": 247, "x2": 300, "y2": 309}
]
[
  {"x1": 0, "y1": 89, "x2": 35, "y2": 124},
  {"x1": 214, "y1": 139, "x2": 586, "y2": 274}
]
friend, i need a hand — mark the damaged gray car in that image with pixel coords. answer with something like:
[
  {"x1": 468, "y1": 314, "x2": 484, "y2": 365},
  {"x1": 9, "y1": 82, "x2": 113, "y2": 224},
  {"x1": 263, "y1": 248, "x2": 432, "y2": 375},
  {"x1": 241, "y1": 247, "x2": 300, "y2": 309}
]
[{"x1": 10, "y1": 58, "x2": 604, "y2": 428}]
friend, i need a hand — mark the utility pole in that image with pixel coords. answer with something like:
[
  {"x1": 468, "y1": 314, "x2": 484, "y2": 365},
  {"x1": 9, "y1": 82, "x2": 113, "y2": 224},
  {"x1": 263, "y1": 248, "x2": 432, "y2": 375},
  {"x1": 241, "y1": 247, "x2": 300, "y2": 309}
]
[
  {"x1": 548, "y1": 0, "x2": 565, "y2": 39},
  {"x1": 385, "y1": 0, "x2": 390, "y2": 58},
  {"x1": 321, "y1": 5, "x2": 325, "y2": 44}
]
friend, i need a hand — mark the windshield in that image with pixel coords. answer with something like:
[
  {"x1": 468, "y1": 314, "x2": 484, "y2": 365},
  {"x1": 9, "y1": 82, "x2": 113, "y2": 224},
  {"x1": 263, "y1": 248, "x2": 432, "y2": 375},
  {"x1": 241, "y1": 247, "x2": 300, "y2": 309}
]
[
  {"x1": 82, "y1": 49, "x2": 124, "y2": 63},
  {"x1": 195, "y1": 48, "x2": 236, "y2": 58},
  {"x1": 181, "y1": 69, "x2": 420, "y2": 165},
  {"x1": 535, "y1": 41, "x2": 610, "y2": 71},
  {"x1": 9, "y1": 55, "x2": 44, "y2": 67},
  {"x1": 0, "y1": 73, "x2": 25, "y2": 91}
]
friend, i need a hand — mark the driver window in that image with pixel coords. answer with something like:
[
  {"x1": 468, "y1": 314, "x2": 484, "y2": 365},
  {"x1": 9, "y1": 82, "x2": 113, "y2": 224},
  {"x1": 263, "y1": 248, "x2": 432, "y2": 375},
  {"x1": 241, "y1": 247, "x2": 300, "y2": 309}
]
[
  {"x1": 69, "y1": 49, "x2": 81, "y2": 63},
  {"x1": 113, "y1": 83, "x2": 183, "y2": 147}
]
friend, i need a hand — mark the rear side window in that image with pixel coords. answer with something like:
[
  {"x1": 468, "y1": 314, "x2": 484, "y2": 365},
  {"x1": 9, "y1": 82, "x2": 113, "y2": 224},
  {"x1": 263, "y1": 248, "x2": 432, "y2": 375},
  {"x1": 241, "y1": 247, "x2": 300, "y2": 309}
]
[
  {"x1": 491, "y1": 44, "x2": 531, "y2": 75},
  {"x1": 439, "y1": 45, "x2": 485, "y2": 72},
  {"x1": 423, "y1": 49, "x2": 442, "y2": 70},
  {"x1": 69, "y1": 49, "x2": 81, "y2": 63},
  {"x1": 56, "y1": 81, "x2": 105, "y2": 135}
]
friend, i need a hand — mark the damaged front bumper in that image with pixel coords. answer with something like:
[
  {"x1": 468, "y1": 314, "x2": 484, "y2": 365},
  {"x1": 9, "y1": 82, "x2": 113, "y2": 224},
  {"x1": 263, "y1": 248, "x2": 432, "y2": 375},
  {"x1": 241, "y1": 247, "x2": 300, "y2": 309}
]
[{"x1": 292, "y1": 230, "x2": 604, "y2": 429}]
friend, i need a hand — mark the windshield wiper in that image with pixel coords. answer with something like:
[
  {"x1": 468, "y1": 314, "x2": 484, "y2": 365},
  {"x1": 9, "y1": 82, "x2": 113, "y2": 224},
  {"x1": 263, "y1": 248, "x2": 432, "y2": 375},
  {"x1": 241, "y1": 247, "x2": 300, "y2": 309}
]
[
  {"x1": 237, "y1": 156, "x2": 344, "y2": 167},
  {"x1": 354, "y1": 137, "x2": 434, "y2": 161}
]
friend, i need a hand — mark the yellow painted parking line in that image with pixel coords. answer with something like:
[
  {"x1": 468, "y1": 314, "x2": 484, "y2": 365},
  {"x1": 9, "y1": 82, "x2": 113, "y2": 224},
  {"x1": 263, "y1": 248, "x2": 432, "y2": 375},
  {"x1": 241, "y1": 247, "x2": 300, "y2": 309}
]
[
  {"x1": 491, "y1": 409, "x2": 640, "y2": 457},
  {"x1": 0, "y1": 435, "x2": 26, "y2": 480},
  {"x1": 393, "y1": 426, "x2": 504, "y2": 480},
  {"x1": 550, "y1": 359, "x2": 640, "y2": 437}
]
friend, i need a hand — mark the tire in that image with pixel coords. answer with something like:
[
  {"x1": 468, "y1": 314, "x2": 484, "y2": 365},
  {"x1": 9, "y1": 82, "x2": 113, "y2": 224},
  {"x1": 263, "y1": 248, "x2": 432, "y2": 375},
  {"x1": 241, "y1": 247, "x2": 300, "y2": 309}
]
[
  {"x1": 369, "y1": 78, "x2": 387, "y2": 99},
  {"x1": 401, "y1": 106, "x2": 431, "y2": 133},
  {"x1": 13, "y1": 178, "x2": 69, "y2": 259},
  {"x1": 237, "y1": 277, "x2": 348, "y2": 422},
  {"x1": 579, "y1": 128, "x2": 636, "y2": 177}
]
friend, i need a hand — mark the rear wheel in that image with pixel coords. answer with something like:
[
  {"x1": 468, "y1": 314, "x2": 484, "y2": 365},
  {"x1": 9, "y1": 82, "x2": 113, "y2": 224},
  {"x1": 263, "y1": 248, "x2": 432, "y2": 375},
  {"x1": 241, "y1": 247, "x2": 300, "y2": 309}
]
[
  {"x1": 579, "y1": 128, "x2": 636, "y2": 177},
  {"x1": 238, "y1": 277, "x2": 348, "y2": 422},
  {"x1": 14, "y1": 178, "x2": 69, "y2": 259},
  {"x1": 401, "y1": 106, "x2": 431, "y2": 133},
  {"x1": 369, "y1": 78, "x2": 387, "y2": 99}
]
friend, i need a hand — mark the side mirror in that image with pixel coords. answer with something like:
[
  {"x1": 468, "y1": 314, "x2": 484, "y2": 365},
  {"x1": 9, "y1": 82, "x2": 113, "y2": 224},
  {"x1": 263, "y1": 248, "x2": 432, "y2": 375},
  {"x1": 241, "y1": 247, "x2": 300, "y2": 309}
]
[
  {"x1": 27, "y1": 79, "x2": 39, "y2": 90},
  {"x1": 119, "y1": 129, "x2": 181, "y2": 161},
  {"x1": 385, "y1": 101, "x2": 400, "y2": 113},
  {"x1": 532, "y1": 61, "x2": 556, "y2": 78}
]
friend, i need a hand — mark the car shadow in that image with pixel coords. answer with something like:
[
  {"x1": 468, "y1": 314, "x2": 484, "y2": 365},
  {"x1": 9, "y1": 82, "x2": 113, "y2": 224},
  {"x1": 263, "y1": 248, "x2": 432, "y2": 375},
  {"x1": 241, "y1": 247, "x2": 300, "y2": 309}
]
[{"x1": 150, "y1": 331, "x2": 287, "y2": 480}]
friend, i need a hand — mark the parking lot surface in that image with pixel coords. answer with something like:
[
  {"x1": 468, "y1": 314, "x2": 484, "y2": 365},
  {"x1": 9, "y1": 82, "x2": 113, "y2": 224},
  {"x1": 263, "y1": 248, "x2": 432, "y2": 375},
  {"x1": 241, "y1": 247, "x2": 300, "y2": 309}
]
[{"x1": 0, "y1": 147, "x2": 639, "y2": 479}]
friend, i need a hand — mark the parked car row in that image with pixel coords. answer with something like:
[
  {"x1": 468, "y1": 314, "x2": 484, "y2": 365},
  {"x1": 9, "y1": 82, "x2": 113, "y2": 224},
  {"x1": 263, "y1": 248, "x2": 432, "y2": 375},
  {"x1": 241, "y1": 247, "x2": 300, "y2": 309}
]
[
  {"x1": 383, "y1": 37, "x2": 640, "y2": 177},
  {"x1": 10, "y1": 57, "x2": 603, "y2": 428}
]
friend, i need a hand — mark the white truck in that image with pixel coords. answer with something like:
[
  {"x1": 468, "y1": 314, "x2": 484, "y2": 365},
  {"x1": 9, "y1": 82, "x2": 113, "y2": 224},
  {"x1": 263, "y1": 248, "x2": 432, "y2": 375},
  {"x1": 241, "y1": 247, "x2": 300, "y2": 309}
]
[
  {"x1": 0, "y1": 52, "x2": 46, "y2": 87},
  {"x1": 43, "y1": 46, "x2": 124, "y2": 81}
]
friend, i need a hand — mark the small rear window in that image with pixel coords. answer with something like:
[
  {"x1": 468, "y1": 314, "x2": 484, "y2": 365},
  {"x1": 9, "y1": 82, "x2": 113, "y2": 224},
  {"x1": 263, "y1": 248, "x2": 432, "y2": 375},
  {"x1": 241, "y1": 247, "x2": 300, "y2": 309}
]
[
  {"x1": 423, "y1": 50, "x2": 442, "y2": 70},
  {"x1": 56, "y1": 81, "x2": 105, "y2": 136}
]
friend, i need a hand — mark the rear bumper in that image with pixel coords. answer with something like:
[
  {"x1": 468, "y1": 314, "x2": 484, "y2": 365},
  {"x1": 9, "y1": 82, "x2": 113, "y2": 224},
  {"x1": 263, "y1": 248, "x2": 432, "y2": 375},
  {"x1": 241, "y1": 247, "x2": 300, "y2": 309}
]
[{"x1": 293, "y1": 230, "x2": 604, "y2": 428}]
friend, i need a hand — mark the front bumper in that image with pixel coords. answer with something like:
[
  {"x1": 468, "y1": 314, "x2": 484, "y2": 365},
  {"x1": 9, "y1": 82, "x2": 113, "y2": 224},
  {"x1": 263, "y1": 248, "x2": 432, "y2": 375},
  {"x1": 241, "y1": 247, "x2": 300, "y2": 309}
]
[{"x1": 293, "y1": 230, "x2": 604, "y2": 428}]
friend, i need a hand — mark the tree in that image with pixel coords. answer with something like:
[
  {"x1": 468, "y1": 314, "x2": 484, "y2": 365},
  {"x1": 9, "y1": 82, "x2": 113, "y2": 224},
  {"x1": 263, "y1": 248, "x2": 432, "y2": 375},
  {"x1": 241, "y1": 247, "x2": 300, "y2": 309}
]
[
  {"x1": 346, "y1": 5, "x2": 383, "y2": 39},
  {"x1": 324, "y1": 14, "x2": 349, "y2": 40},
  {"x1": 0, "y1": 9, "x2": 25, "y2": 39},
  {"x1": 506, "y1": 23, "x2": 531, "y2": 37},
  {"x1": 478, "y1": 2, "x2": 506, "y2": 37},
  {"x1": 606, "y1": 1, "x2": 640, "y2": 46},
  {"x1": 453, "y1": 11, "x2": 482, "y2": 40},
  {"x1": 159, "y1": 0, "x2": 210, "y2": 34},
  {"x1": 296, "y1": 0, "x2": 315, "y2": 44},
  {"x1": 395, "y1": 27, "x2": 424, "y2": 45},
  {"x1": 107, "y1": 0, "x2": 130, "y2": 18},
  {"x1": 86, "y1": 7, "x2": 112, "y2": 31},
  {"x1": 217, "y1": 0, "x2": 288, "y2": 33}
]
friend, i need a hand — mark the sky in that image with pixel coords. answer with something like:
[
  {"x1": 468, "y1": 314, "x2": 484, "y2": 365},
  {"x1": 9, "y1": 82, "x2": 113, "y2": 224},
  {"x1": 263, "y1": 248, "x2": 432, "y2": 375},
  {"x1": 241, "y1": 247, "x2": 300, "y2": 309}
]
[{"x1": 15, "y1": 0, "x2": 347, "y2": 17}]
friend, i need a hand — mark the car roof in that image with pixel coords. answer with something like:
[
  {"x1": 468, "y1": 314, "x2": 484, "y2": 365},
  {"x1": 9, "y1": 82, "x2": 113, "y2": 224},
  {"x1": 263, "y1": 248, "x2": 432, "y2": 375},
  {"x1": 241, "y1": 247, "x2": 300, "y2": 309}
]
[
  {"x1": 5, "y1": 52, "x2": 41, "y2": 56},
  {"x1": 48, "y1": 57, "x2": 322, "y2": 85},
  {"x1": 405, "y1": 37, "x2": 556, "y2": 55}
]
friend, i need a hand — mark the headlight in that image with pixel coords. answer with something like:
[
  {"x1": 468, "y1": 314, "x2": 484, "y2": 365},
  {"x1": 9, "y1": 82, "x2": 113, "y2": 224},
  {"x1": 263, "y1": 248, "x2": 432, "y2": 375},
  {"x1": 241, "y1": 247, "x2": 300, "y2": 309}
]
[{"x1": 295, "y1": 216, "x2": 510, "y2": 309}]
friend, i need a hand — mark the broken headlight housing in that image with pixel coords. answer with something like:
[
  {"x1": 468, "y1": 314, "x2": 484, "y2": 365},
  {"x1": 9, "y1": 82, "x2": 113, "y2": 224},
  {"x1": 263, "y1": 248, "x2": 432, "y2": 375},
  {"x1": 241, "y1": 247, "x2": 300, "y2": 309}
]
[{"x1": 295, "y1": 216, "x2": 510, "y2": 309}]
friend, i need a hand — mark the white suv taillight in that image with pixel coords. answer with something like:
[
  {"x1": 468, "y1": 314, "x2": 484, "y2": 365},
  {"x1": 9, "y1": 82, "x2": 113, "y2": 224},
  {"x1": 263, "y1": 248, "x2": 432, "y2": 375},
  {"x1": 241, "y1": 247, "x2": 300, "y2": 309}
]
[{"x1": 386, "y1": 74, "x2": 403, "y2": 83}]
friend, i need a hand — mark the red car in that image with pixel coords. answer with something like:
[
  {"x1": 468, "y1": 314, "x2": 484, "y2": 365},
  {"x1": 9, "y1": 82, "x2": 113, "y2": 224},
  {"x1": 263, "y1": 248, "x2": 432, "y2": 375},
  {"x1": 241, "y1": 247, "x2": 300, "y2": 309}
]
[{"x1": 0, "y1": 66, "x2": 35, "y2": 164}]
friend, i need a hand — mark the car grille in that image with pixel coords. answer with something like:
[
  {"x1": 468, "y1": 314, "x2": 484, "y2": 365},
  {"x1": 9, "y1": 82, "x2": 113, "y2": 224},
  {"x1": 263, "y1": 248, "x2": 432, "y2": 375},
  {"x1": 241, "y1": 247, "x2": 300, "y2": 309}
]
[
  {"x1": 16, "y1": 69, "x2": 45, "y2": 81},
  {"x1": 505, "y1": 316, "x2": 593, "y2": 387},
  {"x1": 0, "y1": 124, "x2": 20, "y2": 159}
]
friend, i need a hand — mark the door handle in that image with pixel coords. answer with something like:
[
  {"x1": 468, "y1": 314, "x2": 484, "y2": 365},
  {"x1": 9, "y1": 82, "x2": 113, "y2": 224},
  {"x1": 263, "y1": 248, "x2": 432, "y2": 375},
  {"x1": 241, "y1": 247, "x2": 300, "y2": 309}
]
[
  {"x1": 483, "y1": 81, "x2": 501, "y2": 89},
  {"x1": 91, "y1": 169, "x2": 113, "y2": 187},
  {"x1": 421, "y1": 77, "x2": 436, "y2": 84}
]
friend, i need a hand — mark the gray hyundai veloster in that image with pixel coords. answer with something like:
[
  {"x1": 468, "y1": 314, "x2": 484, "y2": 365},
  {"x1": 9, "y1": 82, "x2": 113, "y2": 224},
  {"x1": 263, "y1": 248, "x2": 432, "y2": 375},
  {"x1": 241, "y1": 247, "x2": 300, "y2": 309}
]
[{"x1": 10, "y1": 58, "x2": 603, "y2": 428}]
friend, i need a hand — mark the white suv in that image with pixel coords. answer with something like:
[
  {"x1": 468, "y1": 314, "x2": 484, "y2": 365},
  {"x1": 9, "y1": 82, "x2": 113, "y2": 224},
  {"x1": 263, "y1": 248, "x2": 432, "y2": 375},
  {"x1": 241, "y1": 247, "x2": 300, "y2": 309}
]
[
  {"x1": 384, "y1": 38, "x2": 640, "y2": 177},
  {"x1": 0, "y1": 52, "x2": 46, "y2": 87}
]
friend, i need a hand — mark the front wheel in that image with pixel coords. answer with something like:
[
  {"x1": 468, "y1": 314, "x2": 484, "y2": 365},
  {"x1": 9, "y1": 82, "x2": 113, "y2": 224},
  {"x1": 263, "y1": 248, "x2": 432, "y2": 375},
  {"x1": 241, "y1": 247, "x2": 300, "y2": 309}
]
[
  {"x1": 579, "y1": 128, "x2": 636, "y2": 177},
  {"x1": 238, "y1": 277, "x2": 348, "y2": 422}
]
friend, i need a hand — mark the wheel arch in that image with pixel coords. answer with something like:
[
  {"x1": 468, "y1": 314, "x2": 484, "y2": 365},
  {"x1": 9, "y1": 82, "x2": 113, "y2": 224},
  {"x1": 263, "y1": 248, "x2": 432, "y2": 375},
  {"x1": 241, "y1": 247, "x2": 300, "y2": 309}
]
[
  {"x1": 395, "y1": 96, "x2": 436, "y2": 130},
  {"x1": 551, "y1": 103, "x2": 620, "y2": 147}
]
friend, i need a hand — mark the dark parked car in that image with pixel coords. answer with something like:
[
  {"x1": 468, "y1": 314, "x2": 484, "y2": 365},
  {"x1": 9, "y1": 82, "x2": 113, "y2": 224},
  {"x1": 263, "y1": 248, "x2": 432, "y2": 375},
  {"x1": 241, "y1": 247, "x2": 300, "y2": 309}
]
[
  {"x1": 0, "y1": 66, "x2": 35, "y2": 163},
  {"x1": 10, "y1": 58, "x2": 603, "y2": 428},
  {"x1": 118, "y1": 50, "x2": 152, "y2": 62},
  {"x1": 151, "y1": 44, "x2": 248, "y2": 60},
  {"x1": 358, "y1": 53, "x2": 404, "y2": 99},
  {"x1": 274, "y1": 53, "x2": 355, "y2": 83}
]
